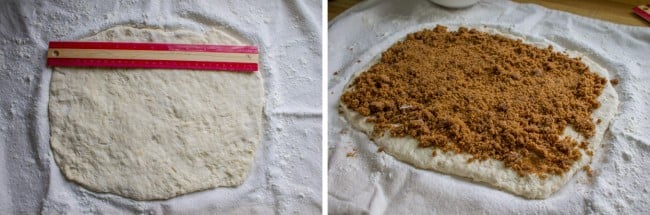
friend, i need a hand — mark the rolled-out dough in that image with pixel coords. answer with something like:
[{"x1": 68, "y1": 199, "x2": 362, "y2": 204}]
[
  {"x1": 48, "y1": 26, "x2": 264, "y2": 200},
  {"x1": 339, "y1": 27, "x2": 619, "y2": 199}
]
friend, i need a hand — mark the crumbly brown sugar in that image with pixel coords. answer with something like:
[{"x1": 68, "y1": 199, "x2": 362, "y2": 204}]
[{"x1": 340, "y1": 25, "x2": 607, "y2": 177}]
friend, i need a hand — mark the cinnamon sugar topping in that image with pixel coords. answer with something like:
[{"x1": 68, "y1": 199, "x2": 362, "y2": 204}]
[{"x1": 341, "y1": 25, "x2": 607, "y2": 177}]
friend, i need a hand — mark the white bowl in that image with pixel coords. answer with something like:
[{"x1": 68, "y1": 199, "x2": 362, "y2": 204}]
[{"x1": 429, "y1": 0, "x2": 479, "y2": 8}]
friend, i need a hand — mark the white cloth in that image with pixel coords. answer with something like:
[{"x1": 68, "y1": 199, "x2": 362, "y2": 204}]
[
  {"x1": 328, "y1": 0, "x2": 650, "y2": 214},
  {"x1": 0, "y1": 0, "x2": 321, "y2": 214}
]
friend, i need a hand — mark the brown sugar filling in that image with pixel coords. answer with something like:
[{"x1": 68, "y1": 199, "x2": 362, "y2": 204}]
[{"x1": 340, "y1": 25, "x2": 607, "y2": 177}]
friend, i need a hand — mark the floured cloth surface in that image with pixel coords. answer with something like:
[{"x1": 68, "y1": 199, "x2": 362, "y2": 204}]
[
  {"x1": 328, "y1": 0, "x2": 650, "y2": 214},
  {"x1": 0, "y1": 0, "x2": 321, "y2": 214}
]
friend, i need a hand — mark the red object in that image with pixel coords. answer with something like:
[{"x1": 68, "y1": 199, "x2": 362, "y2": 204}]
[
  {"x1": 47, "y1": 41, "x2": 259, "y2": 72},
  {"x1": 633, "y1": 4, "x2": 650, "y2": 23},
  {"x1": 48, "y1": 41, "x2": 258, "y2": 53},
  {"x1": 47, "y1": 58, "x2": 258, "y2": 72}
]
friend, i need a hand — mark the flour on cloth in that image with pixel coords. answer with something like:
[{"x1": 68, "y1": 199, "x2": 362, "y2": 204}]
[{"x1": 0, "y1": 1, "x2": 321, "y2": 214}]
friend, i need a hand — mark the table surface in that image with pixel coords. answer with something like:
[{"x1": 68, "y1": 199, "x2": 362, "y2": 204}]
[{"x1": 328, "y1": 0, "x2": 650, "y2": 27}]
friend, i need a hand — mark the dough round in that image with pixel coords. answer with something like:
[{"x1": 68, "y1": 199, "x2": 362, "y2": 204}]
[
  {"x1": 48, "y1": 26, "x2": 264, "y2": 200},
  {"x1": 339, "y1": 26, "x2": 618, "y2": 199}
]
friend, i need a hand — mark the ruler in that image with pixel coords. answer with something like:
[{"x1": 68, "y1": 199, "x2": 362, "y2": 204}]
[{"x1": 47, "y1": 41, "x2": 259, "y2": 72}]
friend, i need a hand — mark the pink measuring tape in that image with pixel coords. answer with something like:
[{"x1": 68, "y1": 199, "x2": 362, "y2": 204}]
[{"x1": 47, "y1": 41, "x2": 259, "y2": 72}]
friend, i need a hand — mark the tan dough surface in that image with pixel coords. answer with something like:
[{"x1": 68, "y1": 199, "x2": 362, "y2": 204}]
[
  {"x1": 339, "y1": 26, "x2": 619, "y2": 199},
  {"x1": 48, "y1": 26, "x2": 264, "y2": 200}
]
